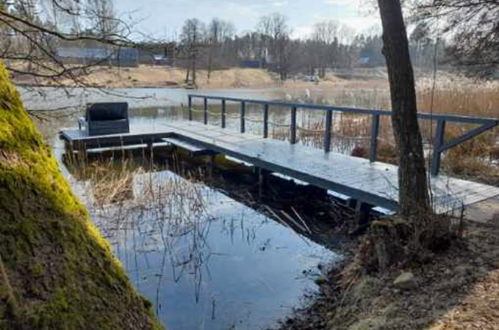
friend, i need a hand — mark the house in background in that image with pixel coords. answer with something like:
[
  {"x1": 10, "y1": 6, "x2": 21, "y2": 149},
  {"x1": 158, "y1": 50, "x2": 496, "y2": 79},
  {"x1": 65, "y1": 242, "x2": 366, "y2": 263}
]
[
  {"x1": 359, "y1": 56, "x2": 371, "y2": 67},
  {"x1": 56, "y1": 47, "x2": 139, "y2": 67}
]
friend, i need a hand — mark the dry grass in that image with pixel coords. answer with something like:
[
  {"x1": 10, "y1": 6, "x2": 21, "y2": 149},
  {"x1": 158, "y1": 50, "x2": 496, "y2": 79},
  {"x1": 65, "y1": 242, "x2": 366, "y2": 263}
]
[
  {"x1": 192, "y1": 74, "x2": 497, "y2": 183},
  {"x1": 416, "y1": 78, "x2": 499, "y2": 183},
  {"x1": 281, "y1": 219, "x2": 499, "y2": 330},
  {"x1": 417, "y1": 75, "x2": 499, "y2": 117},
  {"x1": 10, "y1": 61, "x2": 279, "y2": 89},
  {"x1": 278, "y1": 76, "x2": 498, "y2": 184}
]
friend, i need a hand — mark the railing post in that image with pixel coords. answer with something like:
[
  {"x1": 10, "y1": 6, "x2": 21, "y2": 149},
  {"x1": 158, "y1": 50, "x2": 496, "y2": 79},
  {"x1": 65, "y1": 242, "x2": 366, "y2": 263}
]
[
  {"x1": 369, "y1": 114, "x2": 380, "y2": 162},
  {"x1": 290, "y1": 106, "x2": 297, "y2": 144},
  {"x1": 188, "y1": 95, "x2": 193, "y2": 121},
  {"x1": 240, "y1": 101, "x2": 246, "y2": 133},
  {"x1": 221, "y1": 99, "x2": 226, "y2": 129},
  {"x1": 324, "y1": 110, "x2": 332, "y2": 152},
  {"x1": 431, "y1": 119, "x2": 446, "y2": 176},
  {"x1": 263, "y1": 104, "x2": 269, "y2": 138},
  {"x1": 203, "y1": 97, "x2": 208, "y2": 125}
]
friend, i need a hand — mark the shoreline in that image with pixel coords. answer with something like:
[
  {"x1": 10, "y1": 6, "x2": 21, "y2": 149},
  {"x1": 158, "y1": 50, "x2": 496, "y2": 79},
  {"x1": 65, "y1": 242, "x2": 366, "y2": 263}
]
[{"x1": 279, "y1": 214, "x2": 499, "y2": 330}]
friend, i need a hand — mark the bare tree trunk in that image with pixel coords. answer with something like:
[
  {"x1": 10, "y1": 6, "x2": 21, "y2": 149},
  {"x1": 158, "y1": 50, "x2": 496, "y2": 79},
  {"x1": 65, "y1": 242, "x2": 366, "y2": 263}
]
[
  {"x1": 377, "y1": 0, "x2": 430, "y2": 217},
  {"x1": 207, "y1": 46, "x2": 213, "y2": 82},
  {"x1": 192, "y1": 54, "x2": 197, "y2": 87},
  {"x1": 185, "y1": 67, "x2": 190, "y2": 84}
]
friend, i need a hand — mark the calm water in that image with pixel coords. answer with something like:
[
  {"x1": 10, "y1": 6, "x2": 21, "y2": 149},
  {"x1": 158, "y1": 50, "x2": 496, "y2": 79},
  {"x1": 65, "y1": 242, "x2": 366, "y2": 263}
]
[
  {"x1": 49, "y1": 102, "x2": 344, "y2": 329},
  {"x1": 19, "y1": 86, "x2": 283, "y2": 110},
  {"x1": 63, "y1": 162, "x2": 339, "y2": 330},
  {"x1": 19, "y1": 86, "x2": 389, "y2": 111},
  {"x1": 38, "y1": 87, "x2": 361, "y2": 329}
]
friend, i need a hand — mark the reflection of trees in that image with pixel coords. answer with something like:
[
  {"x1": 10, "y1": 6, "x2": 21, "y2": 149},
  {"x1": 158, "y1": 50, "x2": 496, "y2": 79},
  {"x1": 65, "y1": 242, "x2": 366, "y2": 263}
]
[
  {"x1": 84, "y1": 169, "x2": 214, "y2": 304},
  {"x1": 68, "y1": 152, "x2": 350, "y2": 312}
]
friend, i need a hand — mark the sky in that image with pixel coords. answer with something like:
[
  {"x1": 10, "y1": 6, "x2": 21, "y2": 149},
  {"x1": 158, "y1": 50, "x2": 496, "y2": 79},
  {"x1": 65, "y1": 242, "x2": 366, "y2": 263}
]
[{"x1": 116, "y1": 0, "x2": 381, "y2": 40}]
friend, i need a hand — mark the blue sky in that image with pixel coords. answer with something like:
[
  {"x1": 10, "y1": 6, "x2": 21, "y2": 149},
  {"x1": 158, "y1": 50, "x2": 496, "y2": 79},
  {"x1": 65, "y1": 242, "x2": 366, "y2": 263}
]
[{"x1": 116, "y1": 0, "x2": 380, "y2": 40}]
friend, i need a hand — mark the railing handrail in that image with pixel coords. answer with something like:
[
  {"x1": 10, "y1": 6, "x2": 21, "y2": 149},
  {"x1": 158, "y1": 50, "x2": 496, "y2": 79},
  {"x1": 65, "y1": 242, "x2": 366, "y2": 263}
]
[
  {"x1": 188, "y1": 94, "x2": 498, "y2": 125},
  {"x1": 186, "y1": 94, "x2": 498, "y2": 176}
]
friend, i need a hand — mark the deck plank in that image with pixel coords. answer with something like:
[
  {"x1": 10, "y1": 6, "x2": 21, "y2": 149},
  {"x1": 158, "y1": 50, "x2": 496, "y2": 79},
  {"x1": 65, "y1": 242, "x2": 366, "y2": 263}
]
[{"x1": 60, "y1": 120, "x2": 499, "y2": 214}]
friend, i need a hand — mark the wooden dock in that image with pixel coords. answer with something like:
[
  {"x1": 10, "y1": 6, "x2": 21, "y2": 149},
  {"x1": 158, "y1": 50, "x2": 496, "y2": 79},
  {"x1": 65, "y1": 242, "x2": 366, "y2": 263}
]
[{"x1": 60, "y1": 119, "x2": 499, "y2": 215}]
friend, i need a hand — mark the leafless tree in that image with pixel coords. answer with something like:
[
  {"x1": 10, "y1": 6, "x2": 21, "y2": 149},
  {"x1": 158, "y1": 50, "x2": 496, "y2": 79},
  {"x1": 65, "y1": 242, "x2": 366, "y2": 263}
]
[
  {"x1": 0, "y1": 0, "x2": 134, "y2": 87},
  {"x1": 257, "y1": 13, "x2": 292, "y2": 80},
  {"x1": 414, "y1": 0, "x2": 499, "y2": 76},
  {"x1": 311, "y1": 20, "x2": 341, "y2": 77},
  {"x1": 377, "y1": 0, "x2": 430, "y2": 217},
  {"x1": 206, "y1": 18, "x2": 235, "y2": 80},
  {"x1": 180, "y1": 18, "x2": 206, "y2": 87}
]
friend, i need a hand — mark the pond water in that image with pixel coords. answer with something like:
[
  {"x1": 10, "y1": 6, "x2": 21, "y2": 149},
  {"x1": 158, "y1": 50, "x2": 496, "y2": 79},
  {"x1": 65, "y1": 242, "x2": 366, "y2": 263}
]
[
  {"x1": 19, "y1": 86, "x2": 284, "y2": 110},
  {"x1": 56, "y1": 147, "x2": 342, "y2": 329},
  {"x1": 19, "y1": 85, "x2": 389, "y2": 111},
  {"x1": 48, "y1": 102, "x2": 347, "y2": 330},
  {"x1": 70, "y1": 167, "x2": 339, "y2": 330}
]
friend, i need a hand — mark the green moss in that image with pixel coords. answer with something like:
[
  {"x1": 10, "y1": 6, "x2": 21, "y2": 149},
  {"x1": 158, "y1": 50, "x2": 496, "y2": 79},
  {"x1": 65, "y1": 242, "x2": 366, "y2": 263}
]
[
  {"x1": 30, "y1": 263, "x2": 45, "y2": 278},
  {"x1": 0, "y1": 62, "x2": 163, "y2": 329}
]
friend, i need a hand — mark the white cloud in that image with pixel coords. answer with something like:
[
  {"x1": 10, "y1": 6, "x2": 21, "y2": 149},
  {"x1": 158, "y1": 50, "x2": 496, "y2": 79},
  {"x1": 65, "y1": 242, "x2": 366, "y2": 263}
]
[{"x1": 270, "y1": 0, "x2": 289, "y2": 7}]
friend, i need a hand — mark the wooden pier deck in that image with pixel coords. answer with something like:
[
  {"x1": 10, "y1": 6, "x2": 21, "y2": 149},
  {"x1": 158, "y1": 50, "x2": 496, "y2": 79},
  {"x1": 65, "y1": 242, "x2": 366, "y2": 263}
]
[{"x1": 60, "y1": 120, "x2": 499, "y2": 215}]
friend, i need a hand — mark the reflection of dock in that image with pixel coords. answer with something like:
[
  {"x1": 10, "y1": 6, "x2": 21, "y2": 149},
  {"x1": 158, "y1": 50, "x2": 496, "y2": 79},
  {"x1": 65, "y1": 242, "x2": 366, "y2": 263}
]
[{"x1": 60, "y1": 96, "x2": 499, "y2": 215}]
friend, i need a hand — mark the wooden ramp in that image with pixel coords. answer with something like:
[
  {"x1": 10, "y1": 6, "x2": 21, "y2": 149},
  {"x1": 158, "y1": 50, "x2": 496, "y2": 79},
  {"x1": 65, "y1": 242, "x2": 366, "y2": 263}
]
[{"x1": 60, "y1": 120, "x2": 499, "y2": 214}]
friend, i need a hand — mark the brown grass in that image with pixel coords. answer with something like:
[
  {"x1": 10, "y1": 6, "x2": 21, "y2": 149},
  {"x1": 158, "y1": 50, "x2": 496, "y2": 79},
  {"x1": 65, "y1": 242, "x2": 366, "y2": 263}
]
[
  {"x1": 417, "y1": 76, "x2": 499, "y2": 117},
  {"x1": 10, "y1": 61, "x2": 280, "y2": 89},
  {"x1": 281, "y1": 76, "x2": 498, "y2": 183}
]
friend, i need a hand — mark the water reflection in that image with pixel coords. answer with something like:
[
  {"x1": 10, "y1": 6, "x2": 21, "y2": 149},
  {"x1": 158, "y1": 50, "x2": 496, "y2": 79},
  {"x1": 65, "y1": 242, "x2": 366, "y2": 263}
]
[{"x1": 69, "y1": 162, "x2": 339, "y2": 330}]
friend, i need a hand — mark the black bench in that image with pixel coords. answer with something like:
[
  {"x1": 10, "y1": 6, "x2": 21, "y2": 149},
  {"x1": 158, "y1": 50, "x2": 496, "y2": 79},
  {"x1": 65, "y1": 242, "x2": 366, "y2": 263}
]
[{"x1": 78, "y1": 102, "x2": 130, "y2": 136}]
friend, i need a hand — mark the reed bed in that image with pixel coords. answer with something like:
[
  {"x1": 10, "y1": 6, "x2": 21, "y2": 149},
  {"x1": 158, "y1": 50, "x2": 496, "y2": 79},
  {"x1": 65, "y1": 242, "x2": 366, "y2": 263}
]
[{"x1": 276, "y1": 77, "x2": 498, "y2": 184}]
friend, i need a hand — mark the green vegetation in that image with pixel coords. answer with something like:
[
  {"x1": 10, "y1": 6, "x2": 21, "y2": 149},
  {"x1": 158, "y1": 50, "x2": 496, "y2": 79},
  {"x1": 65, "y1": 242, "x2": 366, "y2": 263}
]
[{"x1": 0, "y1": 61, "x2": 162, "y2": 329}]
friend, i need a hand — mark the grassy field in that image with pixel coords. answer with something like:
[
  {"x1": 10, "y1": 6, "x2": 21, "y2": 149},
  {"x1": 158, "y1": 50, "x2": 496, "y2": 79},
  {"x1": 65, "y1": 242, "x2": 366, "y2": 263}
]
[
  {"x1": 10, "y1": 61, "x2": 387, "y2": 89},
  {"x1": 11, "y1": 63, "x2": 281, "y2": 89}
]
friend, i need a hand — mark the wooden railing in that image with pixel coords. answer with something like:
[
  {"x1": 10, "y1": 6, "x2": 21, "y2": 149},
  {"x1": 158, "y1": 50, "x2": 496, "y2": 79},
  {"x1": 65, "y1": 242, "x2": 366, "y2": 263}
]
[{"x1": 188, "y1": 94, "x2": 498, "y2": 176}]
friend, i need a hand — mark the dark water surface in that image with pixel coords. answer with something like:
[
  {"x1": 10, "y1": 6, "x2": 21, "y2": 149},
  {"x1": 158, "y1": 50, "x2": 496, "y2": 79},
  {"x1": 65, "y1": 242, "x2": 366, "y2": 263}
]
[
  {"x1": 51, "y1": 107, "x2": 343, "y2": 330},
  {"x1": 66, "y1": 167, "x2": 339, "y2": 330}
]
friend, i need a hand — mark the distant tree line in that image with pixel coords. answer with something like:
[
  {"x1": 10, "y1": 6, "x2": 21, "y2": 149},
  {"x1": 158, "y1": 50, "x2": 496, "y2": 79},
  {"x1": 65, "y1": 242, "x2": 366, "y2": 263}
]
[
  {"x1": 1, "y1": 0, "x2": 497, "y2": 87},
  {"x1": 414, "y1": 0, "x2": 499, "y2": 77},
  {"x1": 155, "y1": 13, "x2": 447, "y2": 86},
  {"x1": 0, "y1": 0, "x2": 133, "y2": 84}
]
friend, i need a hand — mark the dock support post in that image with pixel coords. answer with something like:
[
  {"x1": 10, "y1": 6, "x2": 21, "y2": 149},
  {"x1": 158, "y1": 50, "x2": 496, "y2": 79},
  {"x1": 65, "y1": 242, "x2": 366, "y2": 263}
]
[
  {"x1": 221, "y1": 99, "x2": 226, "y2": 129},
  {"x1": 290, "y1": 106, "x2": 297, "y2": 144},
  {"x1": 324, "y1": 110, "x2": 332, "y2": 152},
  {"x1": 240, "y1": 101, "x2": 246, "y2": 133},
  {"x1": 64, "y1": 141, "x2": 75, "y2": 165},
  {"x1": 203, "y1": 97, "x2": 208, "y2": 125},
  {"x1": 370, "y1": 114, "x2": 380, "y2": 162},
  {"x1": 431, "y1": 119, "x2": 446, "y2": 176},
  {"x1": 257, "y1": 167, "x2": 268, "y2": 200},
  {"x1": 188, "y1": 95, "x2": 193, "y2": 121},
  {"x1": 263, "y1": 104, "x2": 269, "y2": 138},
  {"x1": 76, "y1": 143, "x2": 87, "y2": 165},
  {"x1": 208, "y1": 154, "x2": 215, "y2": 179},
  {"x1": 147, "y1": 141, "x2": 154, "y2": 166},
  {"x1": 352, "y1": 200, "x2": 373, "y2": 228}
]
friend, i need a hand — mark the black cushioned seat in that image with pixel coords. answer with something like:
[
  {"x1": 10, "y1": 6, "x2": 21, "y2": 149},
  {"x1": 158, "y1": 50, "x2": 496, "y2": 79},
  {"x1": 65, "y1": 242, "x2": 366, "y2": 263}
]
[{"x1": 79, "y1": 103, "x2": 130, "y2": 136}]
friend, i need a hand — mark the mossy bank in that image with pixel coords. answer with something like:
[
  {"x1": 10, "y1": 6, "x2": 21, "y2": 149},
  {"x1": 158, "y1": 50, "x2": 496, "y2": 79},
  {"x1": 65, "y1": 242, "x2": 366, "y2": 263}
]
[{"x1": 0, "y1": 61, "x2": 163, "y2": 329}]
